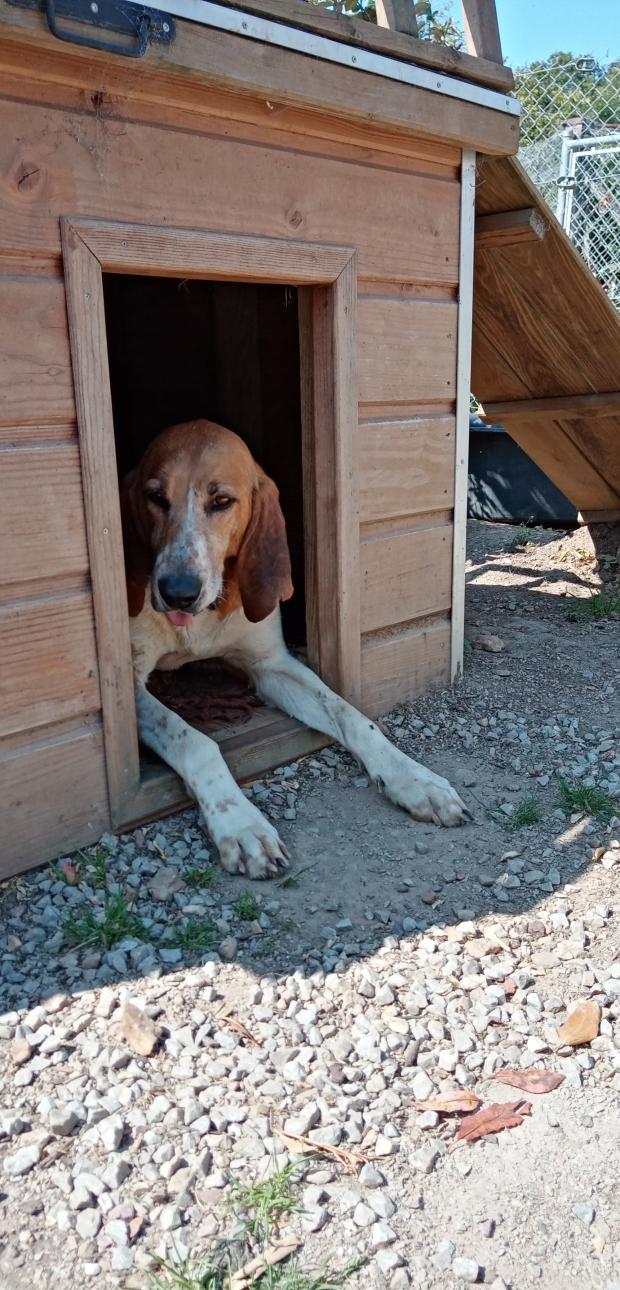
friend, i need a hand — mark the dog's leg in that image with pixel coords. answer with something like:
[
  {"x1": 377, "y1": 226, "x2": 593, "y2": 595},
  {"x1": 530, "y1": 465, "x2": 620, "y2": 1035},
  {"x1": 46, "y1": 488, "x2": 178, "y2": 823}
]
[
  {"x1": 135, "y1": 686, "x2": 289, "y2": 877},
  {"x1": 248, "y1": 652, "x2": 467, "y2": 826}
]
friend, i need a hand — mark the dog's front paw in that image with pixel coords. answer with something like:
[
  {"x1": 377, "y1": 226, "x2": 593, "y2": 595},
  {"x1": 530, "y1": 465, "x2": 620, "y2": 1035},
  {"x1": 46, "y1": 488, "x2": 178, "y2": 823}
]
[
  {"x1": 202, "y1": 796, "x2": 289, "y2": 878},
  {"x1": 378, "y1": 751, "x2": 468, "y2": 827}
]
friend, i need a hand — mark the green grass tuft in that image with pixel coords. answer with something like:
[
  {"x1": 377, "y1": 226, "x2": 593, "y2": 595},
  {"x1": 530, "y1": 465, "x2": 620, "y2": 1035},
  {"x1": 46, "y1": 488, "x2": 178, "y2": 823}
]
[
  {"x1": 579, "y1": 592, "x2": 620, "y2": 620},
  {"x1": 557, "y1": 777, "x2": 619, "y2": 822},
  {"x1": 62, "y1": 891, "x2": 146, "y2": 949},
  {"x1": 233, "y1": 891, "x2": 262, "y2": 922},
  {"x1": 183, "y1": 864, "x2": 217, "y2": 889},
  {"x1": 506, "y1": 795, "x2": 543, "y2": 830},
  {"x1": 164, "y1": 916, "x2": 216, "y2": 952},
  {"x1": 229, "y1": 1160, "x2": 303, "y2": 1242},
  {"x1": 507, "y1": 523, "x2": 535, "y2": 552}
]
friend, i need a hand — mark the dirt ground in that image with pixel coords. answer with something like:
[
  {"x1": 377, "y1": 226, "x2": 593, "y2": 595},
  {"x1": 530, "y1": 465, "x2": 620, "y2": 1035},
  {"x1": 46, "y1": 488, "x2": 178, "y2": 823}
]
[{"x1": 1, "y1": 519, "x2": 620, "y2": 1290}]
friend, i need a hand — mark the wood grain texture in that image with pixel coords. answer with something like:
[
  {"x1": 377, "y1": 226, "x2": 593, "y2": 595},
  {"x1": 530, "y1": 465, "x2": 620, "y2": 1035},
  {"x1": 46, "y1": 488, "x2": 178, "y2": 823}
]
[
  {"x1": 0, "y1": 592, "x2": 100, "y2": 737},
  {"x1": 461, "y1": 0, "x2": 503, "y2": 63},
  {"x1": 0, "y1": 101, "x2": 461, "y2": 286},
  {"x1": 359, "y1": 417, "x2": 454, "y2": 522},
  {"x1": 361, "y1": 617, "x2": 450, "y2": 713},
  {"x1": 359, "y1": 297, "x2": 457, "y2": 404},
  {"x1": 61, "y1": 222, "x2": 141, "y2": 822},
  {"x1": 0, "y1": 276, "x2": 74, "y2": 426},
  {"x1": 0, "y1": 9, "x2": 518, "y2": 154},
  {"x1": 0, "y1": 40, "x2": 463, "y2": 172},
  {"x1": 482, "y1": 392, "x2": 620, "y2": 420},
  {"x1": 361, "y1": 521, "x2": 453, "y2": 633},
  {"x1": 475, "y1": 206, "x2": 547, "y2": 248},
  {"x1": 209, "y1": 0, "x2": 514, "y2": 91},
  {"x1": 299, "y1": 258, "x2": 361, "y2": 704},
  {"x1": 473, "y1": 154, "x2": 620, "y2": 510},
  {"x1": 0, "y1": 442, "x2": 88, "y2": 592},
  {"x1": 72, "y1": 219, "x2": 354, "y2": 285},
  {"x1": 375, "y1": 0, "x2": 418, "y2": 37},
  {"x1": 0, "y1": 725, "x2": 109, "y2": 879}
]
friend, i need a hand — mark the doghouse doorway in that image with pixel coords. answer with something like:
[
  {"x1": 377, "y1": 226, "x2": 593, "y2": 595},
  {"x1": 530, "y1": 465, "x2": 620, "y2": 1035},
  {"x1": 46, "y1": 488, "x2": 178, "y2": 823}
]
[{"x1": 62, "y1": 219, "x2": 360, "y2": 830}]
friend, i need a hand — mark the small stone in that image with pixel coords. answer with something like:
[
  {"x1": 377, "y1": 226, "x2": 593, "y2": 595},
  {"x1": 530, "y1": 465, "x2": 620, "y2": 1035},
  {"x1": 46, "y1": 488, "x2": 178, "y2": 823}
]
[
  {"x1": 452, "y1": 1257, "x2": 480, "y2": 1283},
  {"x1": 160, "y1": 1203, "x2": 183, "y2": 1231},
  {"x1": 412, "y1": 1070, "x2": 435, "y2": 1101},
  {"x1": 219, "y1": 937, "x2": 238, "y2": 962},
  {"x1": 354, "y1": 1202, "x2": 376, "y2": 1228},
  {"x1": 573, "y1": 1202, "x2": 595, "y2": 1226},
  {"x1": 371, "y1": 1221, "x2": 397, "y2": 1249},
  {"x1": 558, "y1": 1001, "x2": 601, "y2": 1046},
  {"x1": 76, "y1": 1208, "x2": 102, "y2": 1240},
  {"x1": 471, "y1": 633, "x2": 504, "y2": 653},
  {"x1": 3, "y1": 1143, "x2": 42, "y2": 1176},
  {"x1": 417, "y1": 1111, "x2": 440, "y2": 1131},
  {"x1": 359, "y1": 1163, "x2": 386, "y2": 1188},
  {"x1": 99, "y1": 1115, "x2": 124, "y2": 1152},
  {"x1": 433, "y1": 1240, "x2": 455, "y2": 1271},
  {"x1": 48, "y1": 1105, "x2": 78, "y2": 1137},
  {"x1": 412, "y1": 1147, "x2": 439, "y2": 1175},
  {"x1": 11, "y1": 1037, "x2": 33, "y2": 1066},
  {"x1": 119, "y1": 1000, "x2": 162, "y2": 1057},
  {"x1": 369, "y1": 1192, "x2": 397, "y2": 1220},
  {"x1": 376, "y1": 1248, "x2": 405, "y2": 1276},
  {"x1": 149, "y1": 866, "x2": 184, "y2": 900}
]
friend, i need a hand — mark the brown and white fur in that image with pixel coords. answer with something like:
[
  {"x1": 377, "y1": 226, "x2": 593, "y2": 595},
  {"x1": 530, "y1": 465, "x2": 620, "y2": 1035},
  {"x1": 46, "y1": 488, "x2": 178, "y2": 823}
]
[{"x1": 123, "y1": 419, "x2": 468, "y2": 878}]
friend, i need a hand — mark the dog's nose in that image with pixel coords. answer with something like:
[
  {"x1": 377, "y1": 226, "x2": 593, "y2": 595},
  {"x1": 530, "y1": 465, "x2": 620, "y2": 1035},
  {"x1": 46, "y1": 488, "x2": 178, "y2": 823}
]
[{"x1": 157, "y1": 573, "x2": 202, "y2": 612}]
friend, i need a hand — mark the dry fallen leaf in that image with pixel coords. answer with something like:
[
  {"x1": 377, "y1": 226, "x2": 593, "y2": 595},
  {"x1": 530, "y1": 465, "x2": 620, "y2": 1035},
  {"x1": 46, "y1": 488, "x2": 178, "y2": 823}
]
[
  {"x1": 417, "y1": 1090, "x2": 482, "y2": 1115},
  {"x1": 230, "y1": 1235, "x2": 300, "y2": 1289},
  {"x1": 273, "y1": 1127, "x2": 372, "y2": 1175},
  {"x1": 217, "y1": 1008, "x2": 262, "y2": 1048},
  {"x1": 451, "y1": 1100, "x2": 532, "y2": 1148},
  {"x1": 557, "y1": 1001, "x2": 601, "y2": 1046},
  {"x1": 493, "y1": 1069, "x2": 565, "y2": 1094}
]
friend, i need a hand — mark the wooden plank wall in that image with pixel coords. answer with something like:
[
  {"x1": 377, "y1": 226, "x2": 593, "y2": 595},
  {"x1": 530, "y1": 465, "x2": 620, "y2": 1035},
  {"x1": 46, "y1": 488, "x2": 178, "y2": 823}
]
[{"x1": 0, "y1": 43, "x2": 460, "y2": 873}]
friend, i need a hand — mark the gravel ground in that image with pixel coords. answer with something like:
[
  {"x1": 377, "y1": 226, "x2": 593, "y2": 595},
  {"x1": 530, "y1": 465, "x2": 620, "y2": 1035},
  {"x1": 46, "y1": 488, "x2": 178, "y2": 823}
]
[{"x1": 1, "y1": 520, "x2": 620, "y2": 1290}]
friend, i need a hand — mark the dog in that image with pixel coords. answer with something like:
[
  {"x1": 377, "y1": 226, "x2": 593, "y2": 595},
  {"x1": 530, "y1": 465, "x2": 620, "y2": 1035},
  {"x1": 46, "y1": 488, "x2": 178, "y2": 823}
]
[{"x1": 122, "y1": 419, "x2": 468, "y2": 878}]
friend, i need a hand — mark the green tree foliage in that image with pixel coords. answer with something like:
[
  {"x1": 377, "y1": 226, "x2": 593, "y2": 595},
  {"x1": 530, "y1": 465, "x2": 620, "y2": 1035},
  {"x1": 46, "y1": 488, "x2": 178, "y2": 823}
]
[{"x1": 515, "y1": 51, "x2": 620, "y2": 145}]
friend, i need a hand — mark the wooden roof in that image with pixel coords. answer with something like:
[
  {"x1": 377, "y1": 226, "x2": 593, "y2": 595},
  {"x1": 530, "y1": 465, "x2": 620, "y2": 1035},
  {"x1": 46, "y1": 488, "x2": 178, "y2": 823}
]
[{"x1": 472, "y1": 155, "x2": 620, "y2": 518}]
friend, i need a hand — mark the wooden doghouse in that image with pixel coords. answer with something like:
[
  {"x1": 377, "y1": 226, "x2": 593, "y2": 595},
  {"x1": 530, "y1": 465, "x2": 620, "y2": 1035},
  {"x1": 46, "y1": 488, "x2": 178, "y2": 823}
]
[{"x1": 0, "y1": 0, "x2": 518, "y2": 878}]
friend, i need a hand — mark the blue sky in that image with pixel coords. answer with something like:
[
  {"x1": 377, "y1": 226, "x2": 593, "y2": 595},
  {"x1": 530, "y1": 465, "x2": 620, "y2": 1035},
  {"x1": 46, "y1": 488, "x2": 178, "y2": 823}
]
[
  {"x1": 494, "y1": 0, "x2": 618, "y2": 68},
  {"x1": 445, "y1": 1, "x2": 619, "y2": 68}
]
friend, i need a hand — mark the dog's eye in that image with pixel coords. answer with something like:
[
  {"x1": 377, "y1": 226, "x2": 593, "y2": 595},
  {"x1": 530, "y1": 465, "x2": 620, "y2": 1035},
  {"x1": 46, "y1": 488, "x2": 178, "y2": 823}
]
[
  {"x1": 211, "y1": 495, "x2": 235, "y2": 512},
  {"x1": 146, "y1": 491, "x2": 170, "y2": 513}
]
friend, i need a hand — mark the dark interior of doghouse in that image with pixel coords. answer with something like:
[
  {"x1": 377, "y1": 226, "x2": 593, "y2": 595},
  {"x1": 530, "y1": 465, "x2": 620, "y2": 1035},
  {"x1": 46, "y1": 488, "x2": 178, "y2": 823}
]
[{"x1": 103, "y1": 273, "x2": 306, "y2": 746}]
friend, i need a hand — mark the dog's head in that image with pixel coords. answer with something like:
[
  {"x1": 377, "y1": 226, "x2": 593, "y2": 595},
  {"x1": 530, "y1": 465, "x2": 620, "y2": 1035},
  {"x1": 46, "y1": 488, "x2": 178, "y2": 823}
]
[{"x1": 121, "y1": 420, "x2": 293, "y2": 626}]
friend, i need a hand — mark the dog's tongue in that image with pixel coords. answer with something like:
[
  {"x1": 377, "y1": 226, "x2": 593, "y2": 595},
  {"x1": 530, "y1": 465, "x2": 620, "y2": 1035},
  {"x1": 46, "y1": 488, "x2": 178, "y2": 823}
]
[{"x1": 165, "y1": 611, "x2": 194, "y2": 628}]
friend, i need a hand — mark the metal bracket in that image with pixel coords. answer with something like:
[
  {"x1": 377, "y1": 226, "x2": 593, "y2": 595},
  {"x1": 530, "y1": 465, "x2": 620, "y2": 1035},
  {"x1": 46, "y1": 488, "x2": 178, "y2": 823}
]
[{"x1": 8, "y1": 0, "x2": 175, "y2": 57}]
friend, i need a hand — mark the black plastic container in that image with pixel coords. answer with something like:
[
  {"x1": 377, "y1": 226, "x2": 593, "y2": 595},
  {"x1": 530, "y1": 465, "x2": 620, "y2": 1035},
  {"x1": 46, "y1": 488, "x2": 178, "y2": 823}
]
[{"x1": 468, "y1": 418, "x2": 577, "y2": 525}]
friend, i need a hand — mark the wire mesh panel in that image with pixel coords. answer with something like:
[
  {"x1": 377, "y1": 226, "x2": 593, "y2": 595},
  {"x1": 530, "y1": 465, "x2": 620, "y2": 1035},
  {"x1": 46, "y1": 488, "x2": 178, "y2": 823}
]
[{"x1": 517, "y1": 55, "x2": 620, "y2": 307}]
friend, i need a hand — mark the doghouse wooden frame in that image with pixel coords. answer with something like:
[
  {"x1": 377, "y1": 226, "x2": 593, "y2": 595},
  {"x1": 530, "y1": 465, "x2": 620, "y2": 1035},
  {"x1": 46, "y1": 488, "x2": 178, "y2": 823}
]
[
  {"x1": 0, "y1": 0, "x2": 519, "y2": 876},
  {"x1": 61, "y1": 216, "x2": 359, "y2": 827}
]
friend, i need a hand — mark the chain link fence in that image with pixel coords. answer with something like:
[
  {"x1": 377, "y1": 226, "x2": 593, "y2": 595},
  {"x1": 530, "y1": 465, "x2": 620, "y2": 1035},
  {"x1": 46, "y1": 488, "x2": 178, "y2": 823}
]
[{"x1": 517, "y1": 55, "x2": 620, "y2": 307}]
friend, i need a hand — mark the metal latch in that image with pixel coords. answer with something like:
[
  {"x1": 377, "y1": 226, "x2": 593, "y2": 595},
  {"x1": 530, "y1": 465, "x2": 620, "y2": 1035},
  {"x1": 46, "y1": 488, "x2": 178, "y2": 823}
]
[{"x1": 8, "y1": 0, "x2": 175, "y2": 57}]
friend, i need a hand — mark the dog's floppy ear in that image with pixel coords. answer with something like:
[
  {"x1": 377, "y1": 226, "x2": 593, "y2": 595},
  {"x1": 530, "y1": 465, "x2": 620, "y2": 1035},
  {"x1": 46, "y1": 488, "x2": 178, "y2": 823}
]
[
  {"x1": 120, "y1": 470, "x2": 153, "y2": 618},
  {"x1": 237, "y1": 470, "x2": 293, "y2": 623}
]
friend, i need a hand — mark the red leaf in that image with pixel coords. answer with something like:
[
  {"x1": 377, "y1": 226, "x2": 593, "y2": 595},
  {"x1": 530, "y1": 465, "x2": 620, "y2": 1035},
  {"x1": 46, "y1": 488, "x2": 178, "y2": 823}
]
[
  {"x1": 417, "y1": 1090, "x2": 482, "y2": 1115},
  {"x1": 453, "y1": 1100, "x2": 532, "y2": 1146},
  {"x1": 493, "y1": 1069, "x2": 565, "y2": 1094},
  {"x1": 60, "y1": 862, "x2": 79, "y2": 885}
]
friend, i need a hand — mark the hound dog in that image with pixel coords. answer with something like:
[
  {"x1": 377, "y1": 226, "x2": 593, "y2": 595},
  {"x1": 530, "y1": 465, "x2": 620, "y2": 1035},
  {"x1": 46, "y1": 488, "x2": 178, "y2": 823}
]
[{"x1": 123, "y1": 419, "x2": 468, "y2": 878}]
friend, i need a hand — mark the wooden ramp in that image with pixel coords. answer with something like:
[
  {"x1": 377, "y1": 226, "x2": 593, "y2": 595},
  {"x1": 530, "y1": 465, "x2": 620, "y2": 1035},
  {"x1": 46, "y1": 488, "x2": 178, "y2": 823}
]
[{"x1": 472, "y1": 155, "x2": 620, "y2": 521}]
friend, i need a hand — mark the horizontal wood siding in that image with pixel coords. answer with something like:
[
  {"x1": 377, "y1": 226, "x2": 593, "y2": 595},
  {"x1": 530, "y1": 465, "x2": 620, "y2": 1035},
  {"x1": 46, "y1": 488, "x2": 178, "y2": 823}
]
[
  {"x1": 361, "y1": 522, "x2": 453, "y2": 633},
  {"x1": 0, "y1": 592, "x2": 100, "y2": 738},
  {"x1": 1, "y1": 441, "x2": 88, "y2": 594},
  {"x1": 0, "y1": 275, "x2": 74, "y2": 425},
  {"x1": 361, "y1": 618, "x2": 451, "y2": 713},
  {"x1": 359, "y1": 416, "x2": 455, "y2": 522},
  {"x1": 358, "y1": 297, "x2": 457, "y2": 404},
  {"x1": 0, "y1": 100, "x2": 460, "y2": 287},
  {"x1": 1, "y1": 726, "x2": 108, "y2": 879}
]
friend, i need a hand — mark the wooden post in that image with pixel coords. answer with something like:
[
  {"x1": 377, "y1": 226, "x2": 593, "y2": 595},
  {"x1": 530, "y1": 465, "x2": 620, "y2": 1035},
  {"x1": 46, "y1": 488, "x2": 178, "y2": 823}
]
[
  {"x1": 461, "y1": 0, "x2": 503, "y2": 64},
  {"x1": 451, "y1": 149, "x2": 477, "y2": 683},
  {"x1": 375, "y1": 0, "x2": 419, "y2": 38}
]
